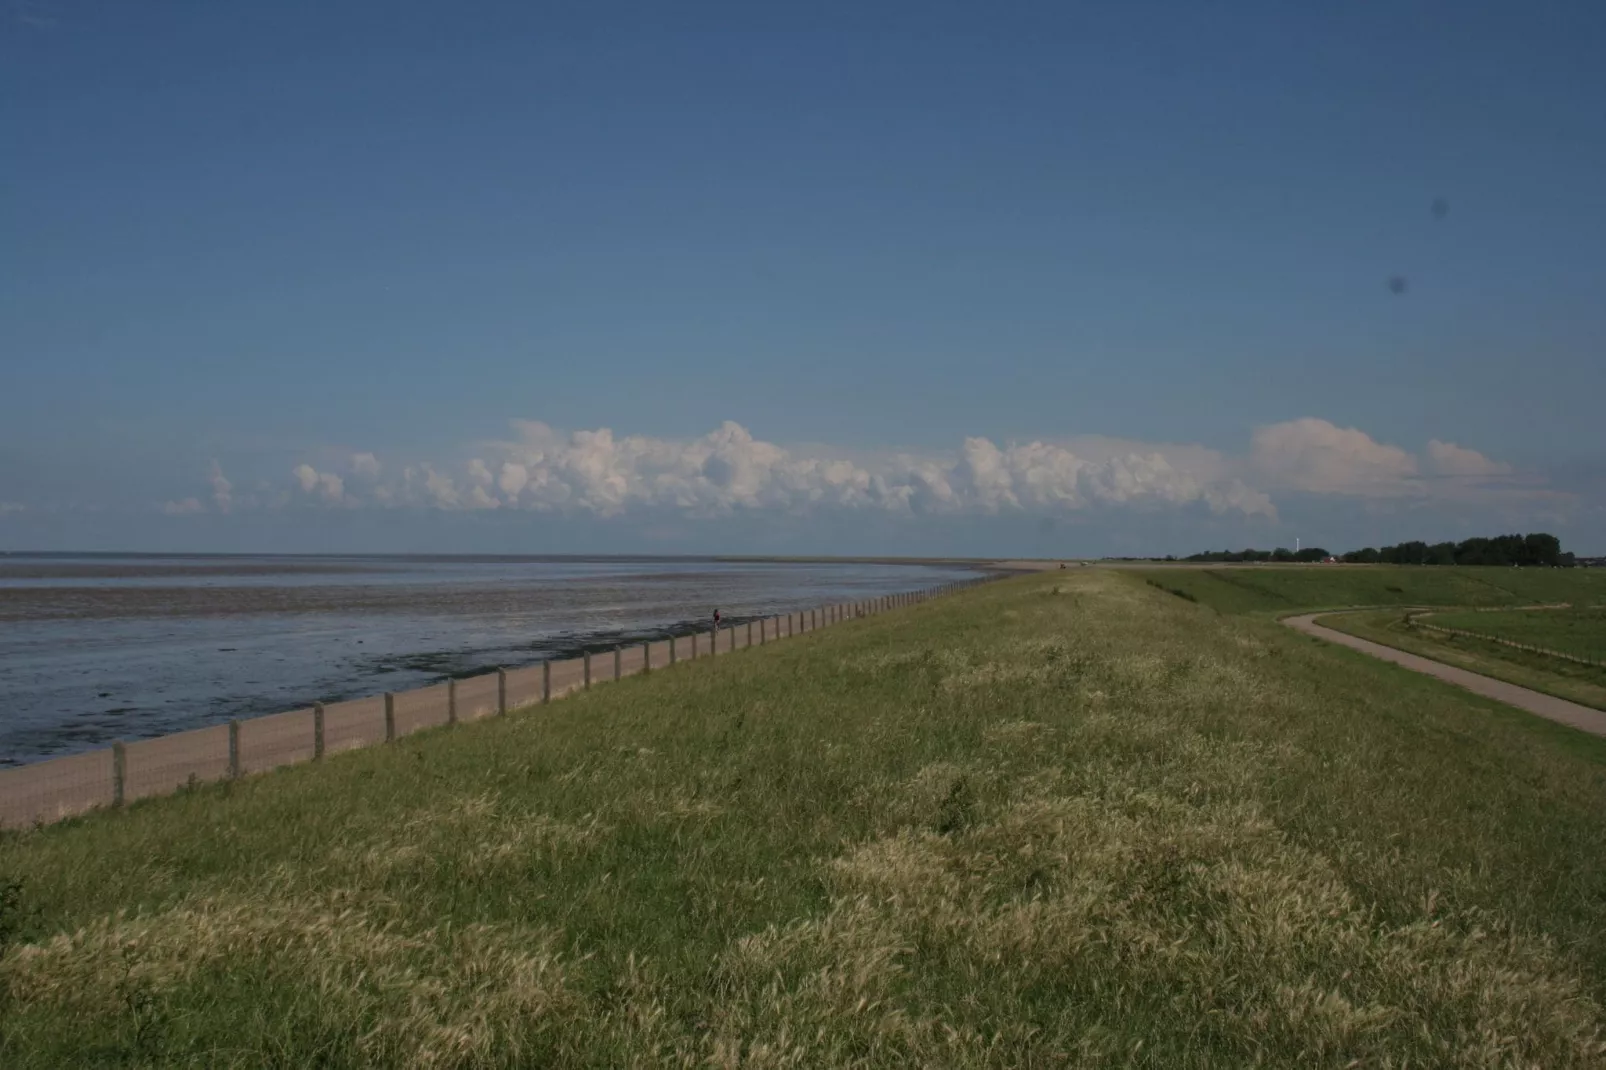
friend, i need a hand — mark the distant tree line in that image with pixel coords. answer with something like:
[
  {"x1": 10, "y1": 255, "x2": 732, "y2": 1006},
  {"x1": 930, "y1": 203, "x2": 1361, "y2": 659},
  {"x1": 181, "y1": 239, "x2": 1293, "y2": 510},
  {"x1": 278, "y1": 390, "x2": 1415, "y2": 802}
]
[
  {"x1": 1184, "y1": 533, "x2": 1576, "y2": 567},
  {"x1": 1184, "y1": 547, "x2": 1335, "y2": 564}
]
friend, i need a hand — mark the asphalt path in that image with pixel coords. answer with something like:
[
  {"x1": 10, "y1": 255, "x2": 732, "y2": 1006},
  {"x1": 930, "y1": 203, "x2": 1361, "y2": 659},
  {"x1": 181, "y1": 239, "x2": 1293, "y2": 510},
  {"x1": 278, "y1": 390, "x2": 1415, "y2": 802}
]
[{"x1": 1283, "y1": 612, "x2": 1606, "y2": 739}]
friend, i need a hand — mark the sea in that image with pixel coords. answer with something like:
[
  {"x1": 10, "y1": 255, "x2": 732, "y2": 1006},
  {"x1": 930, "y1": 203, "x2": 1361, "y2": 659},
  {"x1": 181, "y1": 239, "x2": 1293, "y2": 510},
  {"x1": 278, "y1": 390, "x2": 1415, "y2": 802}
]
[{"x1": 0, "y1": 553, "x2": 985, "y2": 766}]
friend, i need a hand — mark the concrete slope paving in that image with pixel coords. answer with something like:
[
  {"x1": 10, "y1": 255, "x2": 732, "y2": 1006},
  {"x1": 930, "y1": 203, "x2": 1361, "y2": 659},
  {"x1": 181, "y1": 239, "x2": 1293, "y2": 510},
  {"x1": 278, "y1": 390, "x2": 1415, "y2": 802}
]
[{"x1": 1282, "y1": 613, "x2": 1606, "y2": 739}]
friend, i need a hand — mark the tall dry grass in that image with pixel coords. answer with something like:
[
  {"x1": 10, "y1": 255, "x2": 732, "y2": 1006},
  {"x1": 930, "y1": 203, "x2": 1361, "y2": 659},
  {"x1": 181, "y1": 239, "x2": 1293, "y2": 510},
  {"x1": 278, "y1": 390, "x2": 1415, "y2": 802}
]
[{"x1": 3, "y1": 569, "x2": 1605, "y2": 1066}]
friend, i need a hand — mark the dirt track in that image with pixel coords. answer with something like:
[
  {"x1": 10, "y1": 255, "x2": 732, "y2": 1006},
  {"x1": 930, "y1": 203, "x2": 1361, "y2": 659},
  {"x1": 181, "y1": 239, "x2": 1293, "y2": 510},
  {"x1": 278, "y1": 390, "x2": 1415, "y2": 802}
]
[{"x1": 1283, "y1": 613, "x2": 1606, "y2": 739}]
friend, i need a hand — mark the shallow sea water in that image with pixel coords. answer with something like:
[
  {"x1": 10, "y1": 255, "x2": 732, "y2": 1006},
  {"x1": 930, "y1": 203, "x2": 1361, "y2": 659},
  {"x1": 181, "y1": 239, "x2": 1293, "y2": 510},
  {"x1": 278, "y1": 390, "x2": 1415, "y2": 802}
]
[{"x1": 0, "y1": 554, "x2": 980, "y2": 765}]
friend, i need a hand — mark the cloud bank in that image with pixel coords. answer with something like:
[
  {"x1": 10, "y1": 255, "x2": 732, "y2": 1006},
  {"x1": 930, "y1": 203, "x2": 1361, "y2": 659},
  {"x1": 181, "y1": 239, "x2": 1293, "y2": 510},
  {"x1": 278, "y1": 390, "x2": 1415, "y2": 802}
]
[
  {"x1": 343, "y1": 420, "x2": 1278, "y2": 521},
  {"x1": 153, "y1": 418, "x2": 1564, "y2": 536}
]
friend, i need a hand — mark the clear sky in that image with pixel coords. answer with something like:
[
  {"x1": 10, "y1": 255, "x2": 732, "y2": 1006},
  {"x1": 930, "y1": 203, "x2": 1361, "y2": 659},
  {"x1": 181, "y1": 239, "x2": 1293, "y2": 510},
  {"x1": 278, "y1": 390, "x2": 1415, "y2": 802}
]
[{"x1": 4, "y1": 1, "x2": 1603, "y2": 557}]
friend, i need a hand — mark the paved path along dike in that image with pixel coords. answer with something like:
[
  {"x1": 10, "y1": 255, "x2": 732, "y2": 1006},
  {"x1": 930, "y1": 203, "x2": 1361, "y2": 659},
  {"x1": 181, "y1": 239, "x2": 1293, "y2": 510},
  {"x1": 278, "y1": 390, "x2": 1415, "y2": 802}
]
[{"x1": 1283, "y1": 612, "x2": 1606, "y2": 739}]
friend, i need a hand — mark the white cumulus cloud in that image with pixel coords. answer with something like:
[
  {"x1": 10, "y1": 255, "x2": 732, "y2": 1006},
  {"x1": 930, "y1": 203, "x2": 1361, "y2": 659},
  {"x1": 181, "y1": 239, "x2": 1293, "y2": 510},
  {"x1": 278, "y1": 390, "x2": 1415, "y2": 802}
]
[
  {"x1": 424, "y1": 420, "x2": 1279, "y2": 521},
  {"x1": 1250, "y1": 418, "x2": 1420, "y2": 497},
  {"x1": 180, "y1": 416, "x2": 1549, "y2": 527},
  {"x1": 1425, "y1": 439, "x2": 1512, "y2": 478},
  {"x1": 207, "y1": 460, "x2": 233, "y2": 513},
  {"x1": 293, "y1": 464, "x2": 345, "y2": 504}
]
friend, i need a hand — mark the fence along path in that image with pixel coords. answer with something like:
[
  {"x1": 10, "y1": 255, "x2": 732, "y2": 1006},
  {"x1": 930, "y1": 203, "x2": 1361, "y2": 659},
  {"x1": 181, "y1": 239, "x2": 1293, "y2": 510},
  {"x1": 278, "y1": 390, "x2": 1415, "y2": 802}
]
[
  {"x1": 1405, "y1": 607, "x2": 1605, "y2": 669},
  {"x1": 0, "y1": 576, "x2": 997, "y2": 829}
]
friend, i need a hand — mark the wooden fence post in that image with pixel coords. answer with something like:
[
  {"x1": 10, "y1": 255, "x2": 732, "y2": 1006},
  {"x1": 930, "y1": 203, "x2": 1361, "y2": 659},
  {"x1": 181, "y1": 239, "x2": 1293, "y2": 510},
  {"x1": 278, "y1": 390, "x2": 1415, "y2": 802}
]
[
  {"x1": 643, "y1": 641, "x2": 651, "y2": 673},
  {"x1": 447, "y1": 681, "x2": 457, "y2": 726},
  {"x1": 670, "y1": 635, "x2": 678, "y2": 665},
  {"x1": 614, "y1": 647, "x2": 622, "y2": 680},
  {"x1": 112, "y1": 741, "x2": 126, "y2": 806},
  {"x1": 314, "y1": 702, "x2": 326, "y2": 758},
  {"x1": 542, "y1": 660, "x2": 551, "y2": 704},
  {"x1": 496, "y1": 669, "x2": 507, "y2": 714},
  {"x1": 228, "y1": 719, "x2": 241, "y2": 779},
  {"x1": 584, "y1": 652, "x2": 592, "y2": 689},
  {"x1": 385, "y1": 692, "x2": 396, "y2": 741}
]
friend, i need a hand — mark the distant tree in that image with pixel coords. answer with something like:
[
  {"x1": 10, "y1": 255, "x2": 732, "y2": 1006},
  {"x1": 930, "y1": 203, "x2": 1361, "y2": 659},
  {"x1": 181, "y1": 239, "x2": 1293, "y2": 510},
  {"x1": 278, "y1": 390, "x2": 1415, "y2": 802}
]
[
  {"x1": 1184, "y1": 533, "x2": 1569, "y2": 566},
  {"x1": 1523, "y1": 533, "x2": 1562, "y2": 566},
  {"x1": 1425, "y1": 542, "x2": 1456, "y2": 566}
]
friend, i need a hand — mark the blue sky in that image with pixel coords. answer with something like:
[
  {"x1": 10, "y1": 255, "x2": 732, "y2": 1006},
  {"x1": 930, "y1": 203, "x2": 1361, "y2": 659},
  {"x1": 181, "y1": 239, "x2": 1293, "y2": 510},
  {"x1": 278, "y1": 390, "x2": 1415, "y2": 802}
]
[{"x1": 3, "y1": 1, "x2": 1603, "y2": 556}]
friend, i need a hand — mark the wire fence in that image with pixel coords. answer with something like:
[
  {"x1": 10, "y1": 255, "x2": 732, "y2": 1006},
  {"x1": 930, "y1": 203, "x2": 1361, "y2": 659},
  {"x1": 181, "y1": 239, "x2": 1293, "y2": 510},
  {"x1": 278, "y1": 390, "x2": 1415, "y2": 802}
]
[
  {"x1": 1, "y1": 575, "x2": 1002, "y2": 829},
  {"x1": 1405, "y1": 612, "x2": 1605, "y2": 670}
]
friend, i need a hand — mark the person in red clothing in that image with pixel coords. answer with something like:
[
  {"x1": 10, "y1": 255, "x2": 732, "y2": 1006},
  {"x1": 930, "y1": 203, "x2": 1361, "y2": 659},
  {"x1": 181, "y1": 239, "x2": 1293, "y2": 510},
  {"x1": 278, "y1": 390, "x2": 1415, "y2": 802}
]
[{"x1": 713, "y1": 608, "x2": 722, "y2": 628}]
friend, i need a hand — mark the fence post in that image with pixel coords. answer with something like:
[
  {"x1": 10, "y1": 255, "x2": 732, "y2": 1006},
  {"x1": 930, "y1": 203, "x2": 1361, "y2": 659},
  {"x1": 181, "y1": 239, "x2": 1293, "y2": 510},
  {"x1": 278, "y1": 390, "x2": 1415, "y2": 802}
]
[
  {"x1": 228, "y1": 719, "x2": 241, "y2": 779},
  {"x1": 691, "y1": 632, "x2": 698, "y2": 658},
  {"x1": 542, "y1": 660, "x2": 551, "y2": 704},
  {"x1": 447, "y1": 681, "x2": 457, "y2": 726},
  {"x1": 112, "y1": 741, "x2": 126, "y2": 807},
  {"x1": 670, "y1": 635, "x2": 678, "y2": 665},
  {"x1": 314, "y1": 702, "x2": 325, "y2": 757},
  {"x1": 747, "y1": 620, "x2": 754, "y2": 646},
  {"x1": 760, "y1": 618, "x2": 767, "y2": 645},
  {"x1": 385, "y1": 692, "x2": 397, "y2": 741},
  {"x1": 614, "y1": 647, "x2": 622, "y2": 680},
  {"x1": 712, "y1": 627, "x2": 719, "y2": 657},
  {"x1": 584, "y1": 651, "x2": 592, "y2": 689},
  {"x1": 643, "y1": 641, "x2": 652, "y2": 673}
]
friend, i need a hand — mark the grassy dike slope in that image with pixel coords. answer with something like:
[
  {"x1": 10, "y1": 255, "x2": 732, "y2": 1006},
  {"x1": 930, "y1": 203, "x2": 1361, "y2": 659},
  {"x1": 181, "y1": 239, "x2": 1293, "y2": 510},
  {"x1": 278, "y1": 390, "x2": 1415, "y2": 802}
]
[{"x1": 4, "y1": 571, "x2": 1606, "y2": 1066}]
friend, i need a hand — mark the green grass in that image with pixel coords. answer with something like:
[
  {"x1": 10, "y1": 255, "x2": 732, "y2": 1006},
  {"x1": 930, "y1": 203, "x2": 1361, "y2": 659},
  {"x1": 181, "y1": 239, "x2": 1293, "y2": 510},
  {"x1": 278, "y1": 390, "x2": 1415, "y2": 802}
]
[
  {"x1": 1128, "y1": 564, "x2": 1606, "y2": 616},
  {"x1": 1320, "y1": 608, "x2": 1606, "y2": 712},
  {"x1": 4, "y1": 571, "x2": 1606, "y2": 1066},
  {"x1": 1428, "y1": 606, "x2": 1606, "y2": 664}
]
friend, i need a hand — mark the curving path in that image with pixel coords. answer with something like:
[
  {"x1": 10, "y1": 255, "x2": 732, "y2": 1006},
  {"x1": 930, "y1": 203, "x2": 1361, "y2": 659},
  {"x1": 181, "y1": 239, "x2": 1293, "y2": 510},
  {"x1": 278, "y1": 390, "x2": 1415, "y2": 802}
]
[{"x1": 1282, "y1": 613, "x2": 1606, "y2": 739}]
